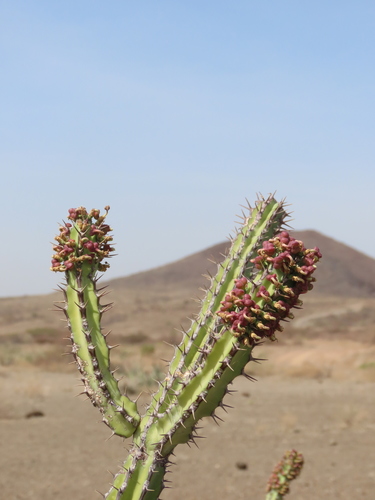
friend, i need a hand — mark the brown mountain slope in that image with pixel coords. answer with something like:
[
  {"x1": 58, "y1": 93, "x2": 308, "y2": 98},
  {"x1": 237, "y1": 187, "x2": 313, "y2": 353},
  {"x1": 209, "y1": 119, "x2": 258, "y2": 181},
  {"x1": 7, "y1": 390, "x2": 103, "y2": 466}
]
[
  {"x1": 1, "y1": 230, "x2": 375, "y2": 346},
  {"x1": 108, "y1": 230, "x2": 375, "y2": 298}
]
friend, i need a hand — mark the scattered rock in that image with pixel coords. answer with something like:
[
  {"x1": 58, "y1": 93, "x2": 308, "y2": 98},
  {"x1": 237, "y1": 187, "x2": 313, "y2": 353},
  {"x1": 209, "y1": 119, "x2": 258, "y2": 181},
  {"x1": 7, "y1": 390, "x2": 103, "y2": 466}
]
[
  {"x1": 25, "y1": 410, "x2": 45, "y2": 419},
  {"x1": 235, "y1": 461, "x2": 248, "y2": 470}
]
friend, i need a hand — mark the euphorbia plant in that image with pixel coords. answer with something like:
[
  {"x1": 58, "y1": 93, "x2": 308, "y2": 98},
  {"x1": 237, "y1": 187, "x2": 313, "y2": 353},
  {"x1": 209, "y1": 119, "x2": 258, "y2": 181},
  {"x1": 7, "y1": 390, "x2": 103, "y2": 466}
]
[
  {"x1": 51, "y1": 195, "x2": 321, "y2": 499},
  {"x1": 266, "y1": 450, "x2": 304, "y2": 500}
]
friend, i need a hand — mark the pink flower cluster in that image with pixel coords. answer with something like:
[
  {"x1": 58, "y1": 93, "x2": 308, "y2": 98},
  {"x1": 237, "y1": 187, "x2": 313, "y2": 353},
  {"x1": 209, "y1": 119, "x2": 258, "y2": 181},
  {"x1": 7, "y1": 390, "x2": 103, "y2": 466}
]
[
  {"x1": 266, "y1": 450, "x2": 304, "y2": 495},
  {"x1": 51, "y1": 206, "x2": 114, "y2": 273},
  {"x1": 217, "y1": 231, "x2": 322, "y2": 345}
]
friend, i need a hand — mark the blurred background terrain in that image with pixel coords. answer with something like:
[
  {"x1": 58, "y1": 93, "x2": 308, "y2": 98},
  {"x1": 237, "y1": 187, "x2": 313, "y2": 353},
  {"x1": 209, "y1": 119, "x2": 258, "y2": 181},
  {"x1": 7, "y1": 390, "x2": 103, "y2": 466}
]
[{"x1": 1, "y1": 232, "x2": 375, "y2": 499}]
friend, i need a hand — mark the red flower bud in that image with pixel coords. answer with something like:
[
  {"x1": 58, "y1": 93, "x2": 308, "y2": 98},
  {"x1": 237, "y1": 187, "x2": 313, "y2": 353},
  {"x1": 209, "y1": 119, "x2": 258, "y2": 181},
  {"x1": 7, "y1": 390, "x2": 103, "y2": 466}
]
[
  {"x1": 287, "y1": 239, "x2": 304, "y2": 254},
  {"x1": 234, "y1": 277, "x2": 248, "y2": 289},
  {"x1": 262, "y1": 241, "x2": 276, "y2": 256}
]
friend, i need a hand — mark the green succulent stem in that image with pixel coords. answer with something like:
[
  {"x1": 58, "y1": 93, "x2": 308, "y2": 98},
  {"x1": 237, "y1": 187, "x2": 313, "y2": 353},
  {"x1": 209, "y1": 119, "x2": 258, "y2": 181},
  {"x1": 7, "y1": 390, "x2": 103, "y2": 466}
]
[
  {"x1": 52, "y1": 209, "x2": 140, "y2": 437},
  {"x1": 51, "y1": 197, "x2": 321, "y2": 500},
  {"x1": 64, "y1": 264, "x2": 140, "y2": 437}
]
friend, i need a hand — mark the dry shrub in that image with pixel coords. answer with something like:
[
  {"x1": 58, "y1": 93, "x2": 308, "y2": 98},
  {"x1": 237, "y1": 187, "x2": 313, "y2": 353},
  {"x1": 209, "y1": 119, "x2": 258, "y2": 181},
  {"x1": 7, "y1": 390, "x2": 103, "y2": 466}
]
[
  {"x1": 27, "y1": 327, "x2": 64, "y2": 344},
  {"x1": 124, "y1": 331, "x2": 149, "y2": 344},
  {"x1": 120, "y1": 365, "x2": 166, "y2": 395},
  {"x1": 141, "y1": 343, "x2": 155, "y2": 355},
  {"x1": 357, "y1": 362, "x2": 375, "y2": 382},
  {"x1": 284, "y1": 362, "x2": 331, "y2": 380}
]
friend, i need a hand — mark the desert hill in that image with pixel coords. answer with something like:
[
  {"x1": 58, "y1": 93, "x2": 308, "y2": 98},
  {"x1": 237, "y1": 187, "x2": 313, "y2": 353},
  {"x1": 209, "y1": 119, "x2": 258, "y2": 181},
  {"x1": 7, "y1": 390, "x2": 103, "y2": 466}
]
[
  {"x1": 108, "y1": 230, "x2": 375, "y2": 298},
  {"x1": 0, "y1": 230, "x2": 375, "y2": 346},
  {"x1": 2, "y1": 234, "x2": 375, "y2": 500}
]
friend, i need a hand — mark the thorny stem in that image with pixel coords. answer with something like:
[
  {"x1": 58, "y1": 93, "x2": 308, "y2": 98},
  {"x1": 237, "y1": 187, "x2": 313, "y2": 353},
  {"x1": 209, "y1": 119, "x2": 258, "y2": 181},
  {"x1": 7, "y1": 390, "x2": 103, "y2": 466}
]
[{"x1": 51, "y1": 196, "x2": 321, "y2": 500}]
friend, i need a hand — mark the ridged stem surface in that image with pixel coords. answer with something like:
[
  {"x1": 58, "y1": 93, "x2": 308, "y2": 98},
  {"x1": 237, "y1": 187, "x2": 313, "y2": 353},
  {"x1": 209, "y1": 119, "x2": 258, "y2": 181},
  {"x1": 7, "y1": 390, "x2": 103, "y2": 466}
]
[{"x1": 51, "y1": 199, "x2": 320, "y2": 500}]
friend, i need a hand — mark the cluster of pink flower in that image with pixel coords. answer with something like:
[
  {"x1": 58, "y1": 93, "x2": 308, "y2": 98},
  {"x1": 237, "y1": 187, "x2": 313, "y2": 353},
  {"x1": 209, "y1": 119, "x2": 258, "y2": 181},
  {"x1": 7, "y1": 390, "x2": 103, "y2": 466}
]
[
  {"x1": 217, "y1": 231, "x2": 321, "y2": 345},
  {"x1": 266, "y1": 449, "x2": 304, "y2": 496},
  {"x1": 51, "y1": 206, "x2": 114, "y2": 273}
]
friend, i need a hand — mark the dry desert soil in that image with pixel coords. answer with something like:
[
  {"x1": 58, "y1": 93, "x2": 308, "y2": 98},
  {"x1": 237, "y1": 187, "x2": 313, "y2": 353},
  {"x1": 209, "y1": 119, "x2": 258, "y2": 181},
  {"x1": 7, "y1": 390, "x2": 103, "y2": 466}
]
[
  {"x1": 1, "y1": 230, "x2": 375, "y2": 499},
  {"x1": 1, "y1": 364, "x2": 375, "y2": 500}
]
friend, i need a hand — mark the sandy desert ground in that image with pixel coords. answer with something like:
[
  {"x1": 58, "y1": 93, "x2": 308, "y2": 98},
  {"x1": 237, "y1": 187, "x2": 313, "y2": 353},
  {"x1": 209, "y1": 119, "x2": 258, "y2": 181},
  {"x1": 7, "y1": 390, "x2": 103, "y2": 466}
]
[
  {"x1": 1, "y1": 230, "x2": 375, "y2": 499},
  {"x1": 1, "y1": 339, "x2": 375, "y2": 500}
]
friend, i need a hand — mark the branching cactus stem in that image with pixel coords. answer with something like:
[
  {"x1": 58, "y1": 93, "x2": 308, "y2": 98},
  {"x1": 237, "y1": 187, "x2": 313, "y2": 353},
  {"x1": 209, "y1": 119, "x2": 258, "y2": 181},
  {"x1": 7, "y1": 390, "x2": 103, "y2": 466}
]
[{"x1": 51, "y1": 196, "x2": 321, "y2": 500}]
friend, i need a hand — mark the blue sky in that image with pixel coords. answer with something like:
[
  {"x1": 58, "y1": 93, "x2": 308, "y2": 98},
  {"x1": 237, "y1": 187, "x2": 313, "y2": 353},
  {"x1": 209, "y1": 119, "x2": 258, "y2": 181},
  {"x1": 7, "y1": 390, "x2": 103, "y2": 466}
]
[{"x1": 1, "y1": 1, "x2": 375, "y2": 297}]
